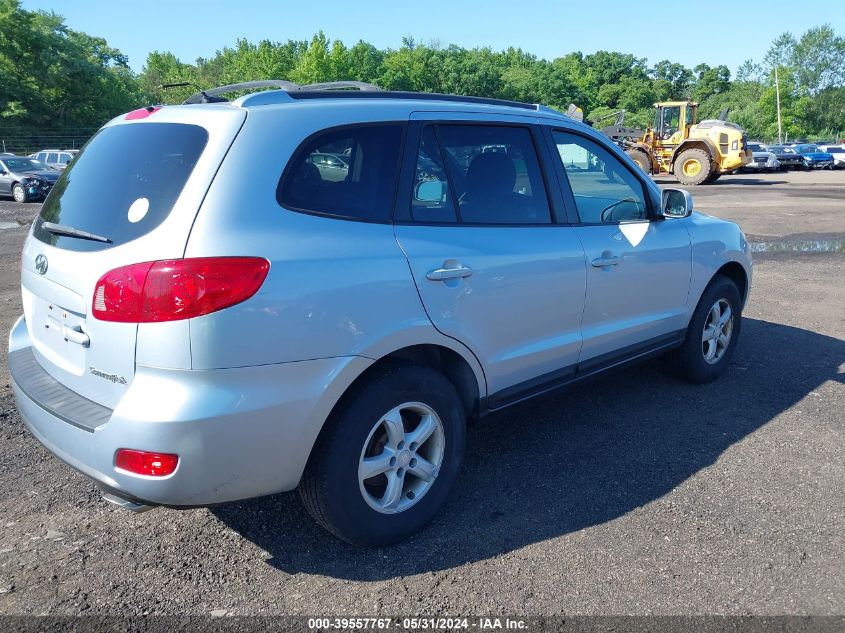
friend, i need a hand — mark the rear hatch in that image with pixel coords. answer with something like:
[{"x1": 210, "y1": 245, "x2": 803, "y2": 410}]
[{"x1": 20, "y1": 106, "x2": 246, "y2": 409}]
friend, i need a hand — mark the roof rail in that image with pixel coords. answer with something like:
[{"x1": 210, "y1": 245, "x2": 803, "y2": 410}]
[
  {"x1": 183, "y1": 79, "x2": 381, "y2": 104},
  {"x1": 286, "y1": 90, "x2": 540, "y2": 111},
  {"x1": 181, "y1": 80, "x2": 576, "y2": 119},
  {"x1": 300, "y1": 81, "x2": 381, "y2": 92}
]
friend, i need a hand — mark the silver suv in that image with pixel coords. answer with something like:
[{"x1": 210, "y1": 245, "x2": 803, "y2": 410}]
[{"x1": 8, "y1": 81, "x2": 752, "y2": 545}]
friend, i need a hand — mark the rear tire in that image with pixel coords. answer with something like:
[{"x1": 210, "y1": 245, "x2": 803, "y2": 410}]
[
  {"x1": 12, "y1": 183, "x2": 27, "y2": 203},
  {"x1": 626, "y1": 149, "x2": 651, "y2": 174},
  {"x1": 703, "y1": 171, "x2": 722, "y2": 184},
  {"x1": 674, "y1": 148, "x2": 713, "y2": 186},
  {"x1": 668, "y1": 275, "x2": 742, "y2": 384},
  {"x1": 299, "y1": 364, "x2": 466, "y2": 546}
]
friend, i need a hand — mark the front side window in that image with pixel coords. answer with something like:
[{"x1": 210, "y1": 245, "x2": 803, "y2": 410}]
[
  {"x1": 278, "y1": 124, "x2": 404, "y2": 222},
  {"x1": 552, "y1": 130, "x2": 648, "y2": 224},
  {"x1": 433, "y1": 125, "x2": 551, "y2": 225}
]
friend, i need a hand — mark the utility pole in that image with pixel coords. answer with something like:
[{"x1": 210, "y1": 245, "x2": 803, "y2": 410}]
[{"x1": 775, "y1": 66, "x2": 783, "y2": 144}]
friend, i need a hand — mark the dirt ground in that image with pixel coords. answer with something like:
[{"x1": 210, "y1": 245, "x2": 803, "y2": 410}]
[{"x1": 0, "y1": 169, "x2": 842, "y2": 615}]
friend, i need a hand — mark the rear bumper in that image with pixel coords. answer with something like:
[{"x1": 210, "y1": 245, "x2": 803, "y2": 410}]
[{"x1": 8, "y1": 315, "x2": 370, "y2": 506}]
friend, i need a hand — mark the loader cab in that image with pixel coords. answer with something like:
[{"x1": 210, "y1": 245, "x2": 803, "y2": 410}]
[{"x1": 655, "y1": 101, "x2": 697, "y2": 143}]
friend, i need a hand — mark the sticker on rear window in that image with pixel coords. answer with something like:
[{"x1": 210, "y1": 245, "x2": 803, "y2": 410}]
[{"x1": 127, "y1": 197, "x2": 149, "y2": 223}]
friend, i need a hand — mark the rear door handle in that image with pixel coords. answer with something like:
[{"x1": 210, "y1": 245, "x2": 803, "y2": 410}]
[
  {"x1": 591, "y1": 255, "x2": 621, "y2": 268},
  {"x1": 426, "y1": 266, "x2": 474, "y2": 281}
]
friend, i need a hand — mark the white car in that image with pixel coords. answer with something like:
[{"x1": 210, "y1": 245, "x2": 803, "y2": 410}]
[
  {"x1": 819, "y1": 145, "x2": 845, "y2": 169},
  {"x1": 745, "y1": 143, "x2": 781, "y2": 172}
]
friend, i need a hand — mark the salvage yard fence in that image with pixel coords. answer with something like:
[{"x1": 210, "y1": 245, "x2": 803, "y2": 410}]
[{"x1": 0, "y1": 128, "x2": 99, "y2": 156}]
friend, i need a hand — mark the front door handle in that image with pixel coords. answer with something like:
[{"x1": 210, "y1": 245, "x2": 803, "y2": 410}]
[
  {"x1": 591, "y1": 255, "x2": 621, "y2": 268},
  {"x1": 426, "y1": 265, "x2": 474, "y2": 281}
]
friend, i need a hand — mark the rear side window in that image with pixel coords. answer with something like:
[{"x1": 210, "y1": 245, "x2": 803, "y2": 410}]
[
  {"x1": 411, "y1": 126, "x2": 457, "y2": 223},
  {"x1": 278, "y1": 124, "x2": 404, "y2": 222},
  {"x1": 33, "y1": 123, "x2": 208, "y2": 252},
  {"x1": 435, "y1": 125, "x2": 551, "y2": 225}
]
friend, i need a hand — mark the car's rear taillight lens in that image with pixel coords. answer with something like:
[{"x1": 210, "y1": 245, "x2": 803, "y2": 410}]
[
  {"x1": 92, "y1": 257, "x2": 269, "y2": 323},
  {"x1": 115, "y1": 449, "x2": 179, "y2": 477}
]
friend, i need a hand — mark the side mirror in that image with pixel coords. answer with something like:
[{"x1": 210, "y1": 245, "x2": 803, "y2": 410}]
[
  {"x1": 661, "y1": 188, "x2": 693, "y2": 218},
  {"x1": 415, "y1": 179, "x2": 446, "y2": 203}
]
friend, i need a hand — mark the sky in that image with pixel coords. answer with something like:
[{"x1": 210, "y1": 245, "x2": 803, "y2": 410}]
[{"x1": 21, "y1": 0, "x2": 845, "y2": 75}]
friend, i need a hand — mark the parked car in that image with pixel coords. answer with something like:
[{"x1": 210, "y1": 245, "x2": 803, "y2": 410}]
[
  {"x1": 765, "y1": 145, "x2": 805, "y2": 170},
  {"x1": 744, "y1": 143, "x2": 781, "y2": 172},
  {"x1": 307, "y1": 152, "x2": 349, "y2": 181},
  {"x1": 792, "y1": 144, "x2": 834, "y2": 169},
  {"x1": 28, "y1": 149, "x2": 78, "y2": 171},
  {"x1": 819, "y1": 145, "x2": 845, "y2": 169},
  {"x1": 8, "y1": 82, "x2": 752, "y2": 546},
  {"x1": 0, "y1": 156, "x2": 60, "y2": 202}
]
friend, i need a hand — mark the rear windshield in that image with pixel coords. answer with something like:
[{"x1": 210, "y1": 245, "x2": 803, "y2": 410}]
[{"x1": 33, "y1": 123, "x2": 208, "y2": 252}]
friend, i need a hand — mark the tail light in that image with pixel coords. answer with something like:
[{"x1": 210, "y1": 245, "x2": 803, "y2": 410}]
[
  {"x1": 92, "y1": 257, "x2": 269, "y2": 323},
  {"x1": 115, "y1": 449, "x2": 178, "y2": 477}
]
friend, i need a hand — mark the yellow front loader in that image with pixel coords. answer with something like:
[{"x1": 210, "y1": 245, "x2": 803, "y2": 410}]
[{"x1": 599, "y1": 101, "x2": 752, "y2": 185}]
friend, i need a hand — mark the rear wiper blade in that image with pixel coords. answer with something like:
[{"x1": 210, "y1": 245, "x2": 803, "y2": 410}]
[{"x1": 41, "y1": 222, "x2": 112, "y2": 243}]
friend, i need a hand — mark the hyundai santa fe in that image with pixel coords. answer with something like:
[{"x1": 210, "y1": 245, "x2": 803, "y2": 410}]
[{"x1": 8, "y1": 80, "x2": 752, "y2": 545}]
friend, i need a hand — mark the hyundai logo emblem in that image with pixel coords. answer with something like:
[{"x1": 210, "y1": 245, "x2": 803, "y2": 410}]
[{"x1": 35, "y1": 254, "x2": 48, "y2": 275}]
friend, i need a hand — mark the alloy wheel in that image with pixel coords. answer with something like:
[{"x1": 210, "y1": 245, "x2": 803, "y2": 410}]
[
  {"x1": 702, "y1": 298, "x2": 733, "y2": 364},
  {"x1": 358, "y1": 402, "x2": 445, "y2": 514}
]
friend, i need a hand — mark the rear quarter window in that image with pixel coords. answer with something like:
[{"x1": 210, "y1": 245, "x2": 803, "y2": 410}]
[
  {"x1": 32, "y1": 123, "x2": 208, "y2": 252},
  {"x1": 277, "y1": 123, "x2": 404, "y2": 222}
]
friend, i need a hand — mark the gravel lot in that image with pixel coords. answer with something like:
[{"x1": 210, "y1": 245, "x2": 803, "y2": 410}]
[{"x1": 0, "y1": 169, "x2": 842, "y2": 616}]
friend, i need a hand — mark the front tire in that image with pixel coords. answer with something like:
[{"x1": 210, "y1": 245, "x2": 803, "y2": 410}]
[
  {"x1": 626, "y1": 149, "x2": 651, "y2": 174},
  {"x1": 12, "y1": 183, "x2": 28, "y2": 203},
  {"x1": 674, "y1": 148, "x2": 713, "y2": 185},
  {"x1": 299, "y1": 364, "x2": 466, "y2": 546},
  {"x1": 669, "y1": 275, "x2": 742, "y2": 384}
]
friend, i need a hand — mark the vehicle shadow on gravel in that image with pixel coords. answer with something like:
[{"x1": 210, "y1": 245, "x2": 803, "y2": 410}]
[{"x1": 211, "y1": 317, "x2": 844, "y2": 579}]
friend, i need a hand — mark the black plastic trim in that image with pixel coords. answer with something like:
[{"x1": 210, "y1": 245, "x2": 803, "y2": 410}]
[
  {"x1": 9, "y1": 347, "x2": 112, "y2": 433},
  {"x1": 483, "y1": 329, "x2": 685, "y2": 412}
]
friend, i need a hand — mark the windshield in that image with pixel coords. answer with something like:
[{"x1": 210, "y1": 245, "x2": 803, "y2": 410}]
[
  {"x1": 796, "y1": 145, "x2": 821, "y2": 154},
  {"x1": 748, "y1": 144, "x2": 764, "y2": 152},
  {"x1": 32, "y1": 122, "x2": 209, "y2": 252},
  {"x1": 2, "y1": 158, "x2": 47, "y2": 172}
]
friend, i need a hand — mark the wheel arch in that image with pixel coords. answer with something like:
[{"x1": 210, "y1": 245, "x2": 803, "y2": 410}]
[
  {"x1": 335, "y1": 344, "x2": 482, "y2": 421},
  {"x1": 713, "y1": 260, "x2": 749, "y2": 309}
]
